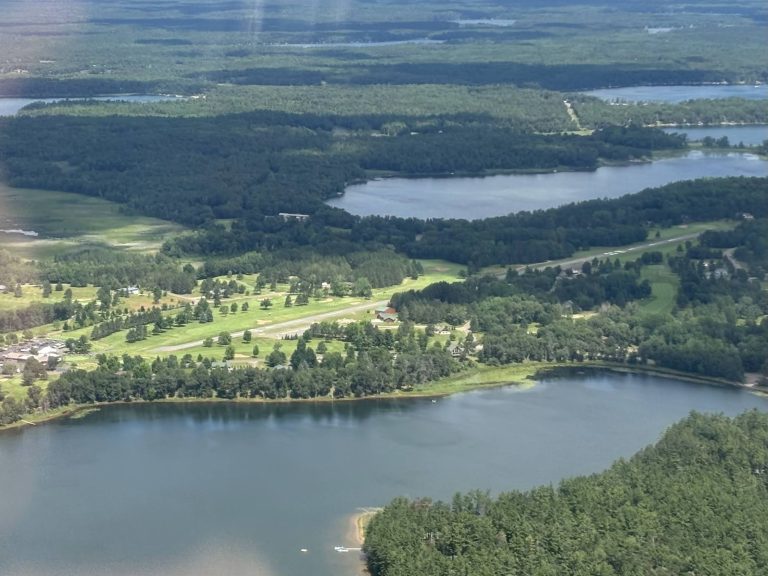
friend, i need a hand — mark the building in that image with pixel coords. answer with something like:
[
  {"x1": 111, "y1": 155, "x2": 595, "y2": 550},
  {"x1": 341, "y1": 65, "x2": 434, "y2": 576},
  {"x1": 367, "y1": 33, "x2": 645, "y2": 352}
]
[
  {"x1": 278, "y1": 213, "x2": 310, "y2": 222},
  {"x1": 375, "y1": 307, "x2": 398, "y2": 322},
  {"x1": 446, "y1": 342, "x2": 465, "y2": 358},
  {"x1": 1, "y1": 352, "x2": 35, "y2": 368}
]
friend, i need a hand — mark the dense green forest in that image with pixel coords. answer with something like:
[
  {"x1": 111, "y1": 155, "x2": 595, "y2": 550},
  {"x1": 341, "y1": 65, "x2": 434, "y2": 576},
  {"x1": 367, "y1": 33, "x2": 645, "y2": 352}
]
[
  {"x1": 0, "y1": 115, "x2": 686, "y2": 227},
  {"x1": 363, "y1": 410, "x2": 768, "y2": 575}
]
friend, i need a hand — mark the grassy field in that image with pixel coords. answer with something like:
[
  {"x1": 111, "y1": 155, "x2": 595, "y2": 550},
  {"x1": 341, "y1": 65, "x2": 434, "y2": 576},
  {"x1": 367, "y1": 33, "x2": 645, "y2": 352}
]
[
  {"x1": 638, "y1": 265, "x2": 680, "y2": 315},
  {"x1": 10, "y1": 259, "x2": 461, "y2": 357},
  {"x1": 0, "y1": 182, "x2": 184, "y2": 258},
  {"x1": 109, "y1": 263, "x2": 459, "y2": 354},
  {"x1": 0, "y1": 284, "x2": 96, "y2": 312},
  {"x1": 410, "y1": 363, "x2": 554, "y2": 396}
]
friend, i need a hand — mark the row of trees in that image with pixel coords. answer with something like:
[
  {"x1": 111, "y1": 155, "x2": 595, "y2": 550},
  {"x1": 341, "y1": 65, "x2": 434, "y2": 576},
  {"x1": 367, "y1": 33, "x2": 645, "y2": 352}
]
[{"x1": 38, "y1": 343, "x2": 459, "y2": 410}]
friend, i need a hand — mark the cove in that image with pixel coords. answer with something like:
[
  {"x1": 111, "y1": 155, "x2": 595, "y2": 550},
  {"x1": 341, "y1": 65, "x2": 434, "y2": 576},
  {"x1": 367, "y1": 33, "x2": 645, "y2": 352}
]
[
  {"x1": 1, "y1": 372, "x2": 767, "y2": 576},
  {"x1": 582, "y1": 83, "x2": 767, "y2": 103},
  {"x1": 328, "y1": 151, "x2": 767, "y2": 219}
]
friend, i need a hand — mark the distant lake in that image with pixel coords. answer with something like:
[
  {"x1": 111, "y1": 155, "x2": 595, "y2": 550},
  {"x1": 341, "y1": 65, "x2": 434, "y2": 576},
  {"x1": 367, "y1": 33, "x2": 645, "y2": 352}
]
[
  {"x1": 329, "y1": 151, "x2": 767, "y2": 219},
  {"x1": 0, "y1": 94, "x2": 184, "y2": 116},
  {"x1": 583, "y1": 84, "x2": 767, "y2": 103},
  {"x1": 662, "y1": 125, "x2": 768, "y2": 146},
  {"x1": 454, "y1": 18, "x2": 517, "y2": 26},
  {"x1": 267, "y1": 38, "x2": 444, "y2": 48},
  {"x1": 1, "y1": 372, "x2": 766, "y2": 576}
]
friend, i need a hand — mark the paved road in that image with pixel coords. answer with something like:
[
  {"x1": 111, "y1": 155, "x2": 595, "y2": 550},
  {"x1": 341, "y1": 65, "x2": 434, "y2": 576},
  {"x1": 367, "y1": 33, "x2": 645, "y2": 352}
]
[
  {"x1": 153, "y1": 299, "x2": 389, "y2": 353},
  {"x1": 508, "y1": 232, "x2": 702, "y2": 276}
]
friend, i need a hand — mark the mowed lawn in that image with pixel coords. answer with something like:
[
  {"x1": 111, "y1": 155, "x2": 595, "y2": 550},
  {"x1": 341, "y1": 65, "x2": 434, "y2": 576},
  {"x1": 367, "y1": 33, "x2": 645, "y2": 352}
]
[
  {"x1": 0, "y1": 182, "x2": 184, "y2": 257},
  {"x1": 44, "y1": 259, "x2": 464, "y2": 356},
  {"x1": 638, "y1": 265, "x2": 680, "y2": 315}
]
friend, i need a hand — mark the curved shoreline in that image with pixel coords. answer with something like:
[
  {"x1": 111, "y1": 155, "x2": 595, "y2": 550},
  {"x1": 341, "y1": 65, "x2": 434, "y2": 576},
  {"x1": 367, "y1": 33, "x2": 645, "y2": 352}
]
[{"x1": 2, "y1": 362, "x2": 762, "y2": 432}]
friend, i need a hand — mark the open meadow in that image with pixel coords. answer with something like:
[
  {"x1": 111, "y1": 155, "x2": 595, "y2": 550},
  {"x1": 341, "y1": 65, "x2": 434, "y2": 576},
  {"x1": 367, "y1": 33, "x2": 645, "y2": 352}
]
[{"x1": 0, "y1": 182, "x2": 184, "y2": 259}]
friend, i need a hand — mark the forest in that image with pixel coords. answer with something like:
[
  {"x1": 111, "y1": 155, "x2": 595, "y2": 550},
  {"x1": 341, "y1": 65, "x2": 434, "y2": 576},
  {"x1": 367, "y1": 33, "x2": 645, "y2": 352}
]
[
  {"x1": 363, "y1": 410, "x2": 768, "y2": 575},
  {"x1": 0, "y1": 116, "x2": 686, "y2": 228}
]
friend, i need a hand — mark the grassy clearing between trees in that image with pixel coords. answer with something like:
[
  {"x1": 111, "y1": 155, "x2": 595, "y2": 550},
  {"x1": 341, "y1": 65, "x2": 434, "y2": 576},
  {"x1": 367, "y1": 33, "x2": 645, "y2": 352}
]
[
  {"x1": 0, "y1": 260, "x2": 463, "y2": 404},
  {"x1": 52, "y1": 260, "x2": 463, "y2": 355},
  {"x1": 638, "y1": 265, "x2": 679, "y2": 315},
  {"x1": 0, "y1": 182, "x2": 184, "y2": 258}
]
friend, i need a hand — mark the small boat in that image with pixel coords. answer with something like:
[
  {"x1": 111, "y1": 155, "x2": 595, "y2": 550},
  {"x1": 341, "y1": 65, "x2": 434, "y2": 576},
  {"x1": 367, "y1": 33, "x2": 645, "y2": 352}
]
[{"x1": 334, "y1": 546, "x2": 362, "y2": 553}]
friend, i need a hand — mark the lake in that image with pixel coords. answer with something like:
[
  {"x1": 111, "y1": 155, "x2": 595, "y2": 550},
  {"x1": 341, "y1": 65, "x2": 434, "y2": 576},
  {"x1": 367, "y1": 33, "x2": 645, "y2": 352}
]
[
  {"x1": 328, "y1": 150, "x2": 767, "y2": 219},
  {"x1": 267, "y1": 39, "x2": 444, "y2": 48},
  {"x1": 454, "y1": 19, "x2": 517, "y2": 27},
  {"x1": 0, "y1": 94, "x2": 184, "y2": 117},
  {"x1": 1, "y1": 372, "x2": 767, "y2": 576},
  {"x1": 662, "y1": 125, "x2": 768, "y2": 146},
  {"x1": 583, "y1": 83, "x2": 767, "y2": 103}
]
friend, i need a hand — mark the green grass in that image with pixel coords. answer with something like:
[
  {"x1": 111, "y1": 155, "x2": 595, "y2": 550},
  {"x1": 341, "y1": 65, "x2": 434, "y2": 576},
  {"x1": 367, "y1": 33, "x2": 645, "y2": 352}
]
[
  {"x1": 36, "y1": 259, "x2": 463, "y2": 358},
  {"x1": 0, "y1": 374, "x2": 30, "y2": 402},
  {"x1": 638, "y1": 265, "x2": 679, "y2": 315},
  {"x1": 410, "y1": 363, "x2": 555, "y2": 396},
  {"x1": 0, "y1": 182, "x2": 185, "y2": 258},
  {"x1": 0, "y1": 284, "x2": 97, "y2": 312}
]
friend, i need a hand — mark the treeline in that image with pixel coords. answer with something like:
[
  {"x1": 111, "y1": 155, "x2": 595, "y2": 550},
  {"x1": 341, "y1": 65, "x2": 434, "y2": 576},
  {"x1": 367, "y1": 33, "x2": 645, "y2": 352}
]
[
  {"x1": 0, "y1": 78, "x2": 167, "y2": 98},
  {"x1": 258, "y1": 250, "x2": 422, "y2": 290},
  {"x1": 90, "y1": 308, "x2": 165, "y2": 341},
  {"x1": 0, "y1": 250, "x2": 39, "y2": 286},
  {"x1": 357, "y1": 127, "x2": 684, "y2": 174},
  {"x1": 42, "y1": 331, "x2": 458, "y2": 405},
  {"x1": 0, "y1": 300, "x2": 76, "y2": 332},
  {"x1": 41, "y1": 248, "x2": 197, "y2": 293},
  {"x1": 199, "y1": 61, "x2": 731, "y2": 92},
  {"x1": 573, "y1": 95, "x2": 768, "y2": 128},
  {"x1": 364, "y1": 411, "x2": 768, "y2": 576}
]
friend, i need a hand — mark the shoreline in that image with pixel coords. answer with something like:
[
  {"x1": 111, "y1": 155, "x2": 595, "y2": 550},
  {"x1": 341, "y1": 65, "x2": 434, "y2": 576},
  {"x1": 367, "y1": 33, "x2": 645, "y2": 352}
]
[
  {"x1": 2, "y1": 362, "x2": 762, "y2": 432},
  {"x1": 348, "y1": 507, "x2": 382, "y2": 547},
  {"x1": 342, "y1": 507, "x2": 382, "y2": 576}
]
